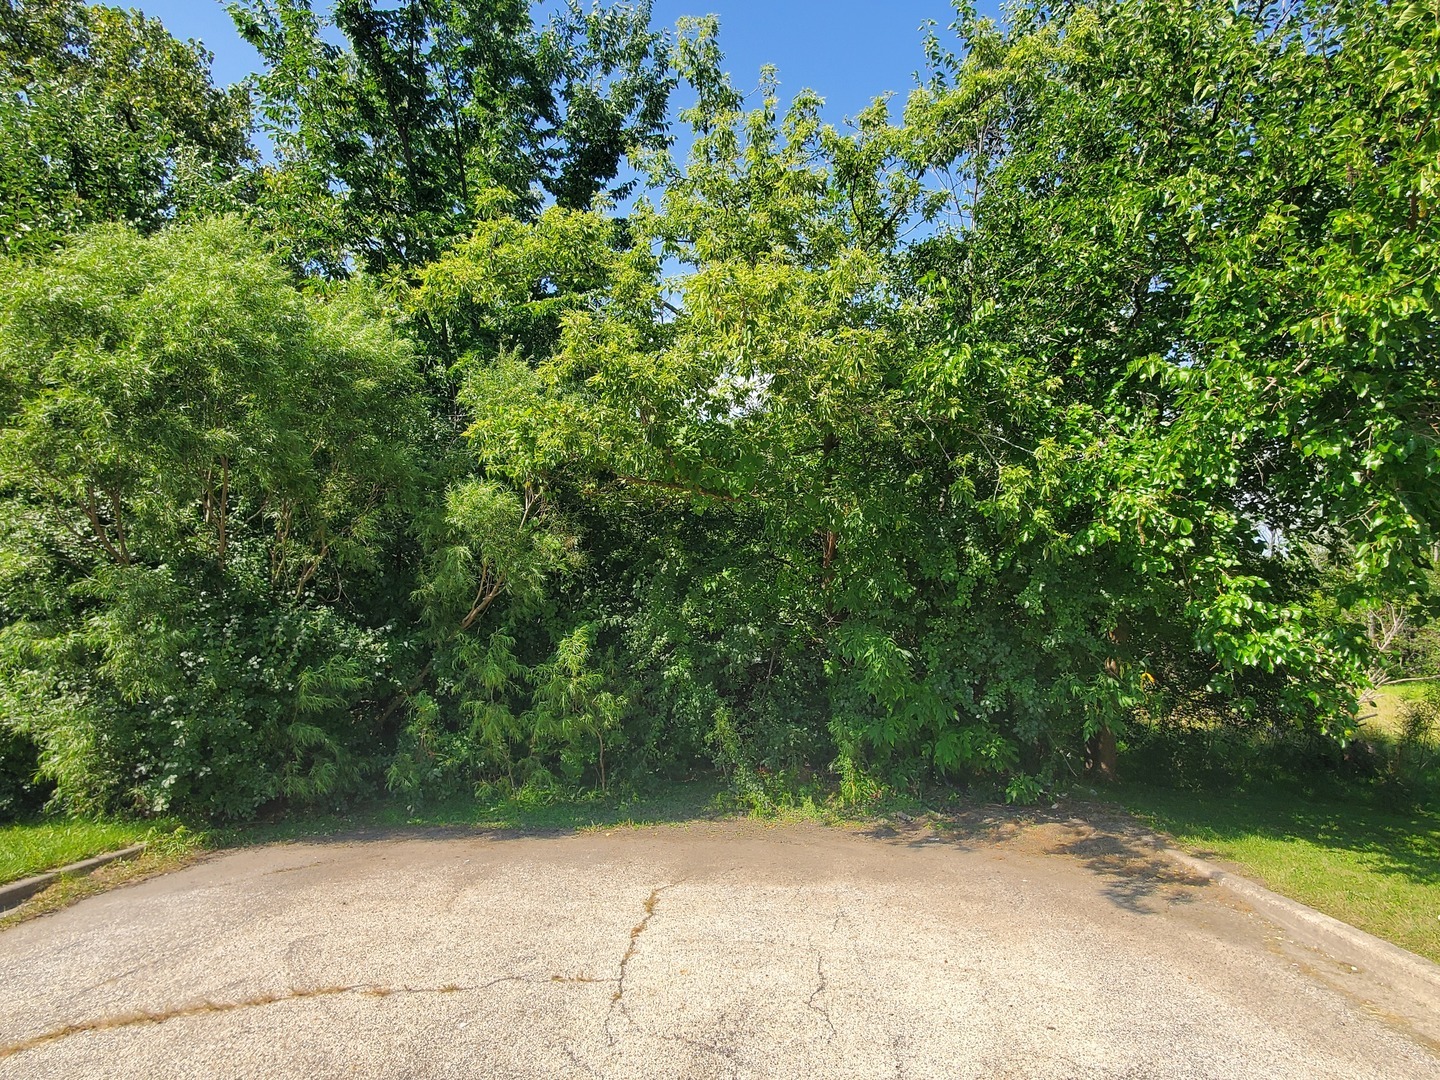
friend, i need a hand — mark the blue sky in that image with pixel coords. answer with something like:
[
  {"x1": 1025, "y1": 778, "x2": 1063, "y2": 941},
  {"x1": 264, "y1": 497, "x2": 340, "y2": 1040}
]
[{"x1": 136, "y1": 1, "x2": 1000, "y2": 129}]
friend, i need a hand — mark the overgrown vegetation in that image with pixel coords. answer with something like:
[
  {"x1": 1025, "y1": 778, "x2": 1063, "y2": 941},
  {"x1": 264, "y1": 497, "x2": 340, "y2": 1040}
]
[{"x1": 1, "y1": 0, "x2": 1438, "y2": 826}]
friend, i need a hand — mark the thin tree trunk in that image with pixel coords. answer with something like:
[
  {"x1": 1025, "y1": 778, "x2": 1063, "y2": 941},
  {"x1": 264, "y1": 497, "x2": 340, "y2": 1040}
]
[
  {"x1": 82, "y1": 482, "x2": 126, "y2": 565},
  {"x1": 1086, "y1": 729, "x2": 1118, "y2": 782},
  {"x1": 108, "y1": 488, "x2": 131, "y2": 566},
  {"x1": 217, "y1": 456, "x2": 229, "y2": 572}
]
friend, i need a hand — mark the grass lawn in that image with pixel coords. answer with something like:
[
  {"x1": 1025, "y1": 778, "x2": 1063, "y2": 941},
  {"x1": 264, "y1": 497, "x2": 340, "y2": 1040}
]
[
  {"x1": 1115, "y1": 782, "x2": 1440, "y2": 964},
  {"x1": 0, "y1": 818, "x2": 166, "y2": 885},
  {"x1": 1360, "y1": 684, "x2": 1440, "y2": 741}
]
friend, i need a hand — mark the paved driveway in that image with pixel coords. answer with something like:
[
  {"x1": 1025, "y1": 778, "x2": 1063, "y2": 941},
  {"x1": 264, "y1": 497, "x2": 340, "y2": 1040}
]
[{"x1": 1, "y1": 816, "x2": 1436, "y2": 1078}]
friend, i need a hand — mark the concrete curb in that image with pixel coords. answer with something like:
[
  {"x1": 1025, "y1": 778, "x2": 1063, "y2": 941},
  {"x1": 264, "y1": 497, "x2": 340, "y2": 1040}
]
[
  {"x1": 1158, "y1": 845, "x2": 1440, "y2": 1005},
  {"x1": 0, "y1": 844, "x2": 147, "y2": 913}
]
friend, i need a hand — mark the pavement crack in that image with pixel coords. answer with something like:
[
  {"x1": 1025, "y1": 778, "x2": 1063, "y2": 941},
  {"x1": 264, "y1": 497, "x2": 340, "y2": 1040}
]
[
  {"x1": 806, "y1": 956, "x2": 836, "y2": 1037},
  {"x1": 604, "y1": 882, "x2": 675, "y2": 1044},
  {"x1": 660, "y1": 1030, "x2": 741, "y2": 1071},
  {"x1": 562, "y1": 1042, "x2": 601, "y2": 1077},
  {"x1": 0, "y1": 977, "x2": 532, "y2": 1061},
  {"x1": 891, "y1": 1032, "x2": 908, "y2": 1077},
  {"x1": 265, "y1": 860, "x2": 328, "y2": 876}
]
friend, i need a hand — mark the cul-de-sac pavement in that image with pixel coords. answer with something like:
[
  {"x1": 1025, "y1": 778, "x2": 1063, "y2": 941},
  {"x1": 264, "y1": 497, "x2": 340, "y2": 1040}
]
[{"x1": 2, "y1": 816, "x2": 1437, "y2": 1079}]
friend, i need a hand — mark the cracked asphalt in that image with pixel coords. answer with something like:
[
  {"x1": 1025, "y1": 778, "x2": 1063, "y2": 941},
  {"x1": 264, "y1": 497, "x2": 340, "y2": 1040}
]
[{"x1": 1, "y1": 816, "x2": 1437, "y2": 1079}]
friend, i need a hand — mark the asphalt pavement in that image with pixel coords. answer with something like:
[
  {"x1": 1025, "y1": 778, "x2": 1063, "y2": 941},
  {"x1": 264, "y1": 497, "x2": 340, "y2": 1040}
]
[{"x1": 1, "y1": 815, "x2": 1436, "y2": 1078}]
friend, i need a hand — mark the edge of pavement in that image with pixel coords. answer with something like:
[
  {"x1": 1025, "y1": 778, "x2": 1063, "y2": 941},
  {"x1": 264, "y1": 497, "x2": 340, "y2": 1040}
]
[
  {"x1": 1153, "y1": 842, "x2": 1439, "y2": 1007},
  {"x1": 0, "y1": 844, "x2": 147, "y2": 914}
]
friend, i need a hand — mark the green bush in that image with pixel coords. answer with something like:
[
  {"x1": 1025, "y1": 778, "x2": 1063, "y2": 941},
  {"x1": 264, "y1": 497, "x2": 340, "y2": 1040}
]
[
  {"x1": 0, "y1": 727, "x2": 47, "y2": 819},
  {"x1": 0, "y1": 218, "x2": 421, "y2": 819}
]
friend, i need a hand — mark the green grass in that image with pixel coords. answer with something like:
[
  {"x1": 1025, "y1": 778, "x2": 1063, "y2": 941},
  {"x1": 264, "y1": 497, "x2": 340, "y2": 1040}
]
[
  {"x1": 1115, "y1": 782, "x2": 1440, "y2": 964},
  {"x1": 0, "y1": 818, "x2": 169, "y2": 884},
  {"x1": 1360, "y1": 684, "x2": 1440, "y2": 741}
]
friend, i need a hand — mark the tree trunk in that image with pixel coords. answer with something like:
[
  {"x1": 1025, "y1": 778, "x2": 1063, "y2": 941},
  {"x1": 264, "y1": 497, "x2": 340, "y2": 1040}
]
[
  {"x1": 1086, "y1": 728, "x2": 1118, "y2": 782},
  {"x1": 217, "y1": 455, "x2": 229, "y2": 572}
]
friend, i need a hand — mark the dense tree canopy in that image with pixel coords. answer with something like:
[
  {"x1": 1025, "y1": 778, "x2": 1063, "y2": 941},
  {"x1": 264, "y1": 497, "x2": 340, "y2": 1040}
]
[
  {"x1": 0, "y1": 0, "x2": 1436, "y2": 818},
  {"x1": 0, "y1": 218, "x2": 424, "y2": 815},
  {"x1": 0, "y1": 0, "x2": 253, "y2": 253},
  {"x1": 230, "y1": 0, "x2": 672, "y2": 278}
]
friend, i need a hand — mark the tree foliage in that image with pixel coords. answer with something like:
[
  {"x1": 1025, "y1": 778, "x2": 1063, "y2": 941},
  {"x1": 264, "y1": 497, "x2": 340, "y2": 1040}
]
[
  {"x1": 0, "y1": 0, "x2": 253, "y2": 253},
  {"x1": 229, "y1": 0, "x2": 672, "y2": 278},
  {"x1": 2, "y1": 0, "x2": 1437, "y2": 818},
  {"x1": 0, "y1": 218, "x2": 423, "y2": 816}
]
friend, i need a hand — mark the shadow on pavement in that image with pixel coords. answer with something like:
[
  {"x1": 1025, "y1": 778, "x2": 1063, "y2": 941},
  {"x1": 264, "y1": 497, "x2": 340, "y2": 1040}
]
[{"x1": 857, "y1": 805, "x2": 1210, "y2": 915}]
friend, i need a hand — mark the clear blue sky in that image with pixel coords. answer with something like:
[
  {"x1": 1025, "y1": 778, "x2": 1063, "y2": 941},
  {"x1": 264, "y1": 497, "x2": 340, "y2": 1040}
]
[{"x1": 134, "y1": 1, "x2": 1001, "y2": 129}]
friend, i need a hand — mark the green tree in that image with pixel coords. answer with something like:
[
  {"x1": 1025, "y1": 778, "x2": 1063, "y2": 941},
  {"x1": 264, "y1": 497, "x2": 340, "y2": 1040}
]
[
  {"x1": 384, "y1": 478, "x2": 582, "y2": 796},
  {"x1": 422, "y1": 21, "x2": 1015, "y2": 797},
  {"x1": 0, "y1": 217, "x2": 424, "y2": 817},
  {"x1": 5, "y1": 0, "x2": 1434, "y2": 818},
  {"x1": 229, "y1": 0, "x2": 673, "y2": 280},
  {"x1": 906, "y1": 0, "x2": 1438, "y2": 726},
  {"x1": 0, "y1": 0, "x2": 253, "y2": 254},
  {"x1": 420, "y1": 2, "x2": 1440, "y2": 799}
]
